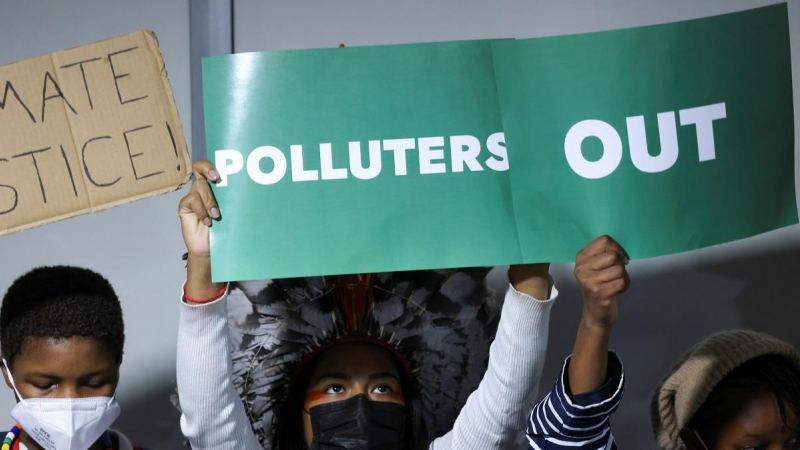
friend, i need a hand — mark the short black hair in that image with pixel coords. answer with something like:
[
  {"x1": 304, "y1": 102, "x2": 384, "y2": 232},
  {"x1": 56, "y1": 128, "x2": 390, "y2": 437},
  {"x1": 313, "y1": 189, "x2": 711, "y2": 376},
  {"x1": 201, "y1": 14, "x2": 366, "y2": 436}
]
[
  {"x1": 691, "y1": 354, "x2": 800, "y2": 444},
  {"x1": 0, "y1": 266, "x2": 124, "y2": 368}
]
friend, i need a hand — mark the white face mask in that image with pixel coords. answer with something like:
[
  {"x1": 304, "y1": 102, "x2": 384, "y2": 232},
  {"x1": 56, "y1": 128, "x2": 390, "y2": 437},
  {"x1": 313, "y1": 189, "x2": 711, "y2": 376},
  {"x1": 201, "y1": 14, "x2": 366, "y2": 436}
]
[{"x1": 3, "y1": 359, "x2": 121, "y2": 450}]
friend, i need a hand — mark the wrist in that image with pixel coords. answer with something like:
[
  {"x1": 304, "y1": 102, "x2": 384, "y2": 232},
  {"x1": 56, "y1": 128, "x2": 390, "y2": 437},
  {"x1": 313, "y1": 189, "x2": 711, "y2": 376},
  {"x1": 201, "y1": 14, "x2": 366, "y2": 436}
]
[
  {"x1": 183, "y1": 283, "x2": 227, "y2": 305},
  {"x1": 508, "y1": 263, "x2": 550, "y2": 281},
  {"x1": 185, "y1": 254, "x2": 223, "y2": 299},
  {"x1": 579, "y1": 312, "x2": 615, "y2": 336},
  {"x1": 186, "y1": 251, "x2": 211, "y2": 261},
  {"x1": 508, "y1": 264, "x2": 551, "y2": 299}
]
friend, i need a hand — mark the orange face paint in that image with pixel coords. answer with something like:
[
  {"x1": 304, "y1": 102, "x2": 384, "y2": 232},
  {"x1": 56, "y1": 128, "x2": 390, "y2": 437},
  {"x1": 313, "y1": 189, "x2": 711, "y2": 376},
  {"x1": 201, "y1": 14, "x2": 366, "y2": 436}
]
[
  {"x1": 304, "y1": 390, "x2": 326, "y2": 405},
  {"x1": 304, "y1": 388, "x2": 405, "y2": 407}
]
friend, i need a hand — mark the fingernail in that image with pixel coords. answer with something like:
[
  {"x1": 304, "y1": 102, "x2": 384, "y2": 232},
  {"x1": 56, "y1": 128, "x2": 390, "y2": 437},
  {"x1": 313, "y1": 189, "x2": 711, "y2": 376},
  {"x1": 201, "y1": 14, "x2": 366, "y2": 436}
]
[
  {"x1": 209, "y1": 207, "x2": 220, "y2": 219},
  {"x1": 203, "y1": 217, "x2": 212, "y2": 227},
  {"x1": 209, "y1": 169, "x2": 220, "y2": 182}
]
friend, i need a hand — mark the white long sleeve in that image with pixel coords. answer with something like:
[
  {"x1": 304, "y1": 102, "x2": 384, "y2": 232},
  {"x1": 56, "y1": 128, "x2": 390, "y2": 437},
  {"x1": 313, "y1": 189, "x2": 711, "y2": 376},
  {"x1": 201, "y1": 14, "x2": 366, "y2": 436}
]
[
  {"x1": 177, "y1": 288, "x2": 262, "y2": 450},
  {"x1": 176, "y1": 283, "x2": 556, "y2": 450},
  {"x1": 430, "y1": 284, "x2": 558, "y2": 450}
]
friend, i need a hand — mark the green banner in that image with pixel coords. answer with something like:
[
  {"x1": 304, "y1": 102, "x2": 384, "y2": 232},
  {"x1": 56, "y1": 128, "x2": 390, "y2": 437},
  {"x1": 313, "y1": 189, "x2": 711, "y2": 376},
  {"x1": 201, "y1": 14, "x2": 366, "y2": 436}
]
[{"x1": 204, "y1": 4, "x2": 796, "y2": 282}]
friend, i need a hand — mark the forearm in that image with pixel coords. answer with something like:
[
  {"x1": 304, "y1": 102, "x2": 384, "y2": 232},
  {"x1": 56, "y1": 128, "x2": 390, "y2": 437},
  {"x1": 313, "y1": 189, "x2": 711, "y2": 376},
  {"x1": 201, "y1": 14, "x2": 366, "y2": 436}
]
[
  {"x1": 186, "y1": 255, "x2": 226, "y2": 300},
  {"x1": 508, "y1": 264, "x2": 551, "y2": 300},
  {"x1": 177, "y1": 290, "x2": 262, "y2": 450},
  {"x1": 568, "y1": 317, "x2": 612, "y2": 395},
  {"x1": 432, "y1": 284, "x2": 557, "y2": 450}
]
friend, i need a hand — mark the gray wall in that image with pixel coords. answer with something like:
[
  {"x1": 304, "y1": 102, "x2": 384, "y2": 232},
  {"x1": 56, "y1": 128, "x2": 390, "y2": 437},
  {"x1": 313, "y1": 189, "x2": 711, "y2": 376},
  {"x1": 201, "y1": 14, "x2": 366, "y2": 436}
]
[
  {"x1": 234, "y1": 1, "x2": 800, "y2": 448},
  {"x1": 0, "y1": 1, "x2": 190, "y2": 448}
]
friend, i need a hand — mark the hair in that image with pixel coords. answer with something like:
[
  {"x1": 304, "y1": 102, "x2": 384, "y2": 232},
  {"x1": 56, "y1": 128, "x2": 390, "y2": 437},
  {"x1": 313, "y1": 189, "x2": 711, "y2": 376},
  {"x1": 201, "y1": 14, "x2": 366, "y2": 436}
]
[
  {"x1": 276, "y1": 345, "x2": 431, "y2": 450},
  {"x1": 689, "y1": 354, "x2": 800, "y2": 445},
  {"x1": 0, "y1": 266, "x2": 124, "y2": 368}
]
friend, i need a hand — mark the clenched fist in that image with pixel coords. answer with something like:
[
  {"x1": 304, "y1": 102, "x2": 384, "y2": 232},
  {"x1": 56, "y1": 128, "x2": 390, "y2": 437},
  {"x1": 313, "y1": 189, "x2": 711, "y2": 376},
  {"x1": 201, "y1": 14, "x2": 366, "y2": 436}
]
[{"x1": 573, "y1": 235, "x2": 630, "y2": 331}]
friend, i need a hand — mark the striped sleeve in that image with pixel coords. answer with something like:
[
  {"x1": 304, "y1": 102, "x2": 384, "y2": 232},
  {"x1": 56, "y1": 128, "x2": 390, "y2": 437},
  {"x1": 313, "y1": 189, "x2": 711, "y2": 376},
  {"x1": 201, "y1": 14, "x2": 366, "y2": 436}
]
[{"x1": 526, "y1": 352, "x2": 624, "y2": 450}]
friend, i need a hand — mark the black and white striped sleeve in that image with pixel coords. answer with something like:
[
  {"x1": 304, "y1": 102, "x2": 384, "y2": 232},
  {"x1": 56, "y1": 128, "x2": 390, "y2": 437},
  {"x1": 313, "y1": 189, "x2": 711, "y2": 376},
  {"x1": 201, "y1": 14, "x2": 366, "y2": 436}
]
[{"x1": 526, "y1": 352, "x2": 624, "y2": 450}]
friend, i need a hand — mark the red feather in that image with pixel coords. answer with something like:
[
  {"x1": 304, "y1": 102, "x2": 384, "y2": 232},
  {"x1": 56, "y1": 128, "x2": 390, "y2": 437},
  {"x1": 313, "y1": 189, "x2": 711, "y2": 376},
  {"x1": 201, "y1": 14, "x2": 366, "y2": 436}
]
[{"x1": 328, "y1": 274, "x2": 375, "y2": 332}]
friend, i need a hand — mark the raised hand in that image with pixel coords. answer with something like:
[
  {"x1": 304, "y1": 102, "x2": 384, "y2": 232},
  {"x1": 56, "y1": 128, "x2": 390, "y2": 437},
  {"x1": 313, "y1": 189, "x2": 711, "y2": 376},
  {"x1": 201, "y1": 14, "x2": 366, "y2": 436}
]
[
  {"x1": 569, "y1": 235, "x2": 630, "y2": 395},
  {"x1": 178, "y1": 160, "x2": 225, "y2": 300},
  {"x1": 573, "y1": 235, "x2": 630, "y2": 331},
  {"x1": 178, "y1": 160, "x2": 220, "y2": 258}
]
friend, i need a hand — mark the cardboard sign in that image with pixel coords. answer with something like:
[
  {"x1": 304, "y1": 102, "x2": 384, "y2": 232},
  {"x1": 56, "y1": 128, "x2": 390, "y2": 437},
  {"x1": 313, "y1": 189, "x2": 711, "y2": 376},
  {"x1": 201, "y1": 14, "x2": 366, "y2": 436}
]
[
  {"x1": 0, "y1": 30, "x2": 190, "y2": 236},
  {"x1": 204, "y1": 4, "x2": 796, "y2": 281}
]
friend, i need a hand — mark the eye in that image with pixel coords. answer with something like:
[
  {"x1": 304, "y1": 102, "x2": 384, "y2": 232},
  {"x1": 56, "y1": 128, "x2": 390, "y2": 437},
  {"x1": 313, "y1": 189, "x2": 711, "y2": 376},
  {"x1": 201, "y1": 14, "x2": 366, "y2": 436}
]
[
  {"x1": 84, "y1": 380, "x2": 109, "y2": 389},
  {"x1": 371, "y1": 384, "x2": 393, "y2": 395},
  {"x1": 30, "y1": 382, "x2": 56, "y2": 391},
  {"x1": 324, "y1": 384, "x2": 346, "y2": 395}
]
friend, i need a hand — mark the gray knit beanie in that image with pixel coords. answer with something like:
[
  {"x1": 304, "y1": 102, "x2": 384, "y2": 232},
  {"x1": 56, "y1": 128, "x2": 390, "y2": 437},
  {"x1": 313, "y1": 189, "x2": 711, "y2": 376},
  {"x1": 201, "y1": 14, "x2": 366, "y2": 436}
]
[{"x1": 650, "y1": 329, "x2": 800, "y2": 450}]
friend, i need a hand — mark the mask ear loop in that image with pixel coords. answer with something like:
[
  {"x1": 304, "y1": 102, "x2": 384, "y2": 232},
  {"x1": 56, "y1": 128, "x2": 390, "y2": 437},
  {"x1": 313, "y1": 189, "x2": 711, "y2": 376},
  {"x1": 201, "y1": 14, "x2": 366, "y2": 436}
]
[
  {"x1": 106, "y1": 363, "x2": 122, "y2": 407},
  {"x1": 693, "y1": 429, "x2": 711, "y2": 450},
  {"x1": 109, "y1": 362, "x2": 123, "y2": 406},
  {"x1": 2, "y1": 358, "x2": 29, "y2": 406}
]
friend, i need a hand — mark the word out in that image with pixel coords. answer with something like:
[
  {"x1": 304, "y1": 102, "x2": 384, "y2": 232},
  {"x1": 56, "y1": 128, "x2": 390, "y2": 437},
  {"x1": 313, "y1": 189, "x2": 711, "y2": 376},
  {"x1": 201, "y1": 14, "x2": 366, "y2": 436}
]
[{"x1": 565, "y1": 102, "x2": 727, "y2": 179}]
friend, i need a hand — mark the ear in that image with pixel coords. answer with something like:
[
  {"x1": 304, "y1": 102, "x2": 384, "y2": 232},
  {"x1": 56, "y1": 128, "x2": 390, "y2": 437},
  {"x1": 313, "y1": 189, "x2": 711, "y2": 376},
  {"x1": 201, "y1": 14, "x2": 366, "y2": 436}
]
[
  {"x1": 0, "y1": 356, "x2": 13, "y2": 390},
  {"x1": 679, "y1": 427, "x2": 707, "y2": 450}
]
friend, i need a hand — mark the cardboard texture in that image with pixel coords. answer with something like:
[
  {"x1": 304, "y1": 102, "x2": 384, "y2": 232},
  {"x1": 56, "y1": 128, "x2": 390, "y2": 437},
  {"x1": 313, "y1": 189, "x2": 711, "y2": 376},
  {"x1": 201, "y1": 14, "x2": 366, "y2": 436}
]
[{"x1": 0, "y1": 30, "x2": 190, "y2": 236}]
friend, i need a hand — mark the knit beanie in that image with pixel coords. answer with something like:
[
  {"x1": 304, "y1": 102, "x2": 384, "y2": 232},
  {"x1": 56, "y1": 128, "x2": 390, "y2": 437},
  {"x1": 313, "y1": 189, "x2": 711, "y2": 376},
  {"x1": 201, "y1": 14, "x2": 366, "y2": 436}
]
[{"x1": 650, "y1": 329, "x2": 800, "y2": 450}]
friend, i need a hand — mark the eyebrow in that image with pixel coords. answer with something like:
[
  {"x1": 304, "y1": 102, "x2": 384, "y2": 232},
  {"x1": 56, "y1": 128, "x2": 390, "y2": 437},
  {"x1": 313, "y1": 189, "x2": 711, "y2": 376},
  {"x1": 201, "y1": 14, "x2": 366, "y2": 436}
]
[
  {"x1": 368, "y1": 372, "x2": 399, "y2": 381},
  {"x1": 312, "y1": 372, "x2": 352, "y2": 384},
  {"x1": 312, "y1": 371, "x2": 399, "y2": 384},
  {"x1": 25, "y1": 369, "x2": 114, "y2": 379},
  {"x1": 740, "y1": 434, "x2": 771, "y2": 442},
  {"x1": 24, "y1": 373, "x2": 60, "y2": 379}
]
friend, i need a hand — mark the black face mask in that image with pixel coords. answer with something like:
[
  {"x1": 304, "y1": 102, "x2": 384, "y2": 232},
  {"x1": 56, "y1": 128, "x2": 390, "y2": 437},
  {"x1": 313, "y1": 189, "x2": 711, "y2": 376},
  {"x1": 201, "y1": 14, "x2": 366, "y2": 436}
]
[{"x1": 308, "y1": 394, "x2": 406, "y2": 450}]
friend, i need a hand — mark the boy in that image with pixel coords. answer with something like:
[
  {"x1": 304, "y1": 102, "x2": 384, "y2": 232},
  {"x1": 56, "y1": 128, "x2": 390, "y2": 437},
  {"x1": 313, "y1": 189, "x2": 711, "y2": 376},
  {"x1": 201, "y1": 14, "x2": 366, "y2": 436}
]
[{"x1": 0, "y1": 266, "x2": 146, "y2": 450}]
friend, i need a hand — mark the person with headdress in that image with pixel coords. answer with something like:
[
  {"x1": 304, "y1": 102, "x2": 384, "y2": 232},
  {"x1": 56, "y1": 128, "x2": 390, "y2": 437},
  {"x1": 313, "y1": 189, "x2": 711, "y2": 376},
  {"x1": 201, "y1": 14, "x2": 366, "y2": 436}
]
[
  {"x1": 174, "y1": 161, "x2": 559, "y2": 450},
  {"x1": 526, "y1": 238, "x2": 800, "y2": 450}
]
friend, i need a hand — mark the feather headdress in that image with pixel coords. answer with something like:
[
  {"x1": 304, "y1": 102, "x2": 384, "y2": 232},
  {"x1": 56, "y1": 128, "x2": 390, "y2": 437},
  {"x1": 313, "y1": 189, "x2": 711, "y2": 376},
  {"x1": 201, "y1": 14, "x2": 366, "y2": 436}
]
[{"x1": 196, "y1": 268, "x2": 500, "y2": 449}]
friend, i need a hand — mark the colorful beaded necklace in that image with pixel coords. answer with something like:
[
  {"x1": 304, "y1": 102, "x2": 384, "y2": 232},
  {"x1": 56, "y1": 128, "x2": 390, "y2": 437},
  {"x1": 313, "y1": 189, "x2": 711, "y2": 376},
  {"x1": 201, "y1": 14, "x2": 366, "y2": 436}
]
[{"x1": 2, "y1": 425, "x2": 112, "y2": 450}]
